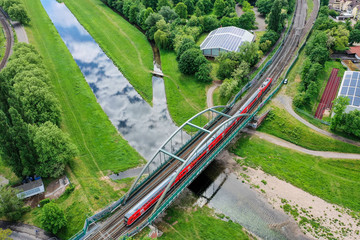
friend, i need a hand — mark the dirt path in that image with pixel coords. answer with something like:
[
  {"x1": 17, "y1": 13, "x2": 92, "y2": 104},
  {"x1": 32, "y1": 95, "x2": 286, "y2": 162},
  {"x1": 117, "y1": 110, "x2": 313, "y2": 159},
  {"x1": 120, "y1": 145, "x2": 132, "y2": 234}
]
[
  {"x1": 245, "y1": 128, "x2": 360, "y2": 159},
  {"x1": 276, "y1": 95, "x2": 360, "y2": 147},
  {"x1": 206, "y1": 82, "x2": 221, "y2": 108}
]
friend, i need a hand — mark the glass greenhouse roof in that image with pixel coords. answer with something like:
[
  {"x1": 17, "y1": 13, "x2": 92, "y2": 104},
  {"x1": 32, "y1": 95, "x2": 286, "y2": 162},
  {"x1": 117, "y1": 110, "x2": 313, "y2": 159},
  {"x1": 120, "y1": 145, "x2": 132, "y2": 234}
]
[{"x1": 200, "y1": 26, "x2": 254, "y2": 52}]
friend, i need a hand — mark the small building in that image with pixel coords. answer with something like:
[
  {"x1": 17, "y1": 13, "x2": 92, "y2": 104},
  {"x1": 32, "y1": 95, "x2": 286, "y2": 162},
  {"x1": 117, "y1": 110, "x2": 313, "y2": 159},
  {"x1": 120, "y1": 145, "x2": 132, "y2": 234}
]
[
  {"x1": 200, "y1": 26, "x2": 254, "y2": 57},
  {"x1": 338, "y1": 71, "x2": 360, "y2": 112},
  {"x1": 346, "y1": 46, "x2": 360, "y2": 59},
  {"x1": 14, "y1": 179, "x2": 45, "y2": 199}
]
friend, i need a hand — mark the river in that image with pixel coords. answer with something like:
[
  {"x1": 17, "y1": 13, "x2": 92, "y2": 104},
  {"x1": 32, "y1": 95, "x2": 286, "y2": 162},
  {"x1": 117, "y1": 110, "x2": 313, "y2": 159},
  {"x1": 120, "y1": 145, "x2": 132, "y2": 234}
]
[{"x1": 41, "y1": 0, "x2": 180, "y2": 160}]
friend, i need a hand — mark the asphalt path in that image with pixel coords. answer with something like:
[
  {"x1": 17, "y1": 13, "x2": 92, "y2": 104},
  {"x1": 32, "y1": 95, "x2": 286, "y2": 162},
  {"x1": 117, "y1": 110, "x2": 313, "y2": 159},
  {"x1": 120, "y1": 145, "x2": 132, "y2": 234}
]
[
  {"x1": 0, "y1": 221, "x2": 57, "y2": 240},
  {"x1": 245, "y1": 128, "x2": 360, "y2": 159},
  {"x1": 277, "y1": 95, "x2": 360, "y2": 147}
]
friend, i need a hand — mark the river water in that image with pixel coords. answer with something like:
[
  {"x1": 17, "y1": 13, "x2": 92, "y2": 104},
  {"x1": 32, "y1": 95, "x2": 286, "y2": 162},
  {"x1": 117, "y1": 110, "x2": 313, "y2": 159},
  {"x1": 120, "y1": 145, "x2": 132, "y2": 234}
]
[
  {"x1": 41, "y1": 1, "x2": 307, "y2": 239},
  {"x1": 41, "y1": 0, "x2": 180, "y2": 160}
]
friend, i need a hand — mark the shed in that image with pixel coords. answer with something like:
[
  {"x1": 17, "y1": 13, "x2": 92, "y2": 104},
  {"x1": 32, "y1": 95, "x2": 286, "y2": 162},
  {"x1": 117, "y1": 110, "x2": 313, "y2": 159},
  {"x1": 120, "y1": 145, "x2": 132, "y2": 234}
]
[
  {"x1": 14, "y1": 179, "x2": 45, "y2": 199},
  {"x1": 200, "y1": 26, "x2": 254, "y2": 57}
]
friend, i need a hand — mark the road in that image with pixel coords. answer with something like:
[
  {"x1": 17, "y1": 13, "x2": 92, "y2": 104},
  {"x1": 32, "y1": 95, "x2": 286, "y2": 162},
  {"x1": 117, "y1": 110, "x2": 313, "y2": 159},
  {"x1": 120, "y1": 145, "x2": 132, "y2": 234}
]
[
  {"x1": 245, "y1": 129, "x2": 360, "y2": 159},
  {"x1": 277, "y1": 95, "x2": 360, "y2": 147}
]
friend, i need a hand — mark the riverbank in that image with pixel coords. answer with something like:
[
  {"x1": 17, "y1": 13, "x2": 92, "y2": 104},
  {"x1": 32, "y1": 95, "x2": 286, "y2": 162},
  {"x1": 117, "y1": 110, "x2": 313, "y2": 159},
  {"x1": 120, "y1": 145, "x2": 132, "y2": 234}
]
[
  {"x1": 19, "y1": 0, "x2": 143, "y2": 238},
  {"x1": 63, "y1": 0, "x2": 154, "y2": 104}
]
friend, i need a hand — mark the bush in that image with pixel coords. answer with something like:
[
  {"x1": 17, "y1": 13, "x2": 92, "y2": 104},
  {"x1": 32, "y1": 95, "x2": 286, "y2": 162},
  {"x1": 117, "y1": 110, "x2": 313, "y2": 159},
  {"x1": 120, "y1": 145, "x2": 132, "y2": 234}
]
[
  {"x1": 178, "y1": 48, "x2": 202, "y2": 75},
  {"x1": 40, "y1": 202, "x2": 67, "y2": 234},
  {"x1": 64, "y1": 185, "x2": 75, "y2": 195},
  {"x1": 195, "y1": 63, "x2": 212, "y2": 83},
  {"x1": 39, "y1": 198, "x2": 50, "y2": 207}
]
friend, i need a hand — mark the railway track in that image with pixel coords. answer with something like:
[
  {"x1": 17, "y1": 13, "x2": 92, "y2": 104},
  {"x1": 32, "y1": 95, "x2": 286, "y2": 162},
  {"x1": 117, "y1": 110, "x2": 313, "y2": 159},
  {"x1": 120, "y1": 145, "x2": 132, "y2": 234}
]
[
  {"x1": 0, "y1": 8, "x2": 13, "y2": 70},
  {"x1": 84, "y1": 0, "x2": 319, "y2": 239}
]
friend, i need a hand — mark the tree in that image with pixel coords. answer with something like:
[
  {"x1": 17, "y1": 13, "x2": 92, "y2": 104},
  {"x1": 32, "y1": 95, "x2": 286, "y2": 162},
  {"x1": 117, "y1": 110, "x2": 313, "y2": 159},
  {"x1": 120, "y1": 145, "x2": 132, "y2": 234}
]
[
  {"x1": 183, "y1": 0, "x2": 195, "y2": 15},
  {"x1": 176, "y1": 39, "x2": 197, "y2": 60},
  {"x1": 128, "y1": 5, "x2": 140, "y2": 23},
  {"x1": 268, "y1": 0, "x2": 282, "y2": 33},
  {"x1": 178, "y1": 48, "x2": 202, "y2": 75},
  {"x1": 308, "y1": 45, "x2": 328, "y2": 65},
  {"x1": 159, "y1": 6, "x2": 178, "y2": 22},
  {"x1": 0, "y1": 186, "x2": 24, "y2": 221},
  {"x1": 331, "y1": 96, "x2": 349, "y2": 130},
  {"x1": 32, "y1": 122, "x2": 77, "y2": 178},
  {"x1": 231, "y1": 61, "x2": 249, "y2": 85},
  {"x1": 219, "y1": 78, "x2": 238, "y2": 98},
  {"x1": 6, "y1": 3, "x2": 29, "y2": 24},
  {"x1": 157, "y1": 0, "x2": 170, "y2": 11},
  {"x1": 195, "y1": 63, "x2": 212, "y2": 83},
  {"x1": 154, "y1": 29, "x2": 171, "y2": 49},
  {"x1": 349, "y1": 29, "x2": 360, "y2": 45},
  {"x1": 201, "y1": 15, "x2": 220, "y2": 32},
  {"x1": 40, "y1": 202, "x2": 67, "y2": 235},
  {"x1": 217, "y1": 58, "x2": 237, "y2": 80},
  {"x1": 237, "y1": 41, "x2": 259, "y2": 67},
  {"x1": 143, "y1": 0, "x2": 157, "y2": 10},
  {"x1": 340, "y1": 110, "x2": 360, "y2": 137},
  {"x1": 175, "y1": 2, "x2": 187, "y2": 19},
  {"x1": 202, "y1": 0, "x2": 213, "y2": 14},
  {"x1": 238, "y1": 11, "x2": 256, "y2": 30},
  {"x1": 145, "y1": 13, "x2": 164, "y2": 40},
  {"x1": 214, "y1": 0, "x2": 226, "y2": 17},
  {"x1": 255, "y1": 0, "x2": 273, "y2": 16},
  {"x1": 0, "y1": 228, "x2": 12, "y2": 240},
  {"x1": 260, "y1": 30, "x2": 280, "y2": 46}
]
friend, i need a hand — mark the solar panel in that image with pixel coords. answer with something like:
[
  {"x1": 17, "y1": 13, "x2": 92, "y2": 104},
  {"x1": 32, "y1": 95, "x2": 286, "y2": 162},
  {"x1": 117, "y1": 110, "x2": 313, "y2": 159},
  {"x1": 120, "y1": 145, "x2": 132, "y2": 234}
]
[{"x1": 339, "y1": 71, "x2": 360, "y2": 110}]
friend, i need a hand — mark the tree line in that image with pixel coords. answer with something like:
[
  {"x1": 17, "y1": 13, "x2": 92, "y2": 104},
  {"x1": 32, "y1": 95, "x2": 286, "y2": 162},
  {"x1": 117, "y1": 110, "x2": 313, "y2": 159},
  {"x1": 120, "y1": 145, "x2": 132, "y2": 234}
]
[
  {"x1": 0, "y1": 43, "x2": 77, "y2": 179},
  {"x1": 0, "y1": 0, "x2": 30, "y2": 24},
  {"x1": 217, "y1": 0, "x2": 294, "y2": 99},
  {"x1": 331, "y1": 97, "x2": 360, "y2": 137},
  {"x1": 101, "y1": 0, "x2": 257, "y2": 83},
  {"x1": 294, "y1": 6, "x2": 350, "y2": 109}
]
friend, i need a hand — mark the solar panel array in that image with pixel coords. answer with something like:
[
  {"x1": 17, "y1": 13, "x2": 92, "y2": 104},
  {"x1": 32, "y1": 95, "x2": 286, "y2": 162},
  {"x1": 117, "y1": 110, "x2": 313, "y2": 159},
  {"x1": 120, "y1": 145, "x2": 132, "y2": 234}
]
[
  {"x1": 200, "y1": 26, "x2": 253, "y2": 53},
  {"x1": 339, "y1": 71, "x2": 360, "y2": 107}
]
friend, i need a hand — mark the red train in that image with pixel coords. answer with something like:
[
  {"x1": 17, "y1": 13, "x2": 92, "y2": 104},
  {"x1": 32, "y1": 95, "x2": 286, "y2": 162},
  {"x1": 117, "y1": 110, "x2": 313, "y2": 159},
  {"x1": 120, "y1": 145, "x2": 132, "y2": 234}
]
[{"x1": 124, "y1": 78, "x2": 273, "y2": 226}]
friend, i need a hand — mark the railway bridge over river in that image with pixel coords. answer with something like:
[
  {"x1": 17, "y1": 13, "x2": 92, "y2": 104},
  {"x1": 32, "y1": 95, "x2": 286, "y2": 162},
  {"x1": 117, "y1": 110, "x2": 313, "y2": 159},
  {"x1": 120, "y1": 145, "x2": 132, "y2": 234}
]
[{"x1": 70, "y1": 0, "x2": 318, "y2": 238}]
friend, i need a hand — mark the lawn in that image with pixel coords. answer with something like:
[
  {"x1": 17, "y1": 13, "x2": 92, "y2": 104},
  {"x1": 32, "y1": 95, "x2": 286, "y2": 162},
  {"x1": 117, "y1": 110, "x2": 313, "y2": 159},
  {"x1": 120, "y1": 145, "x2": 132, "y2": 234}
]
[
  {"x1": 63, "y1": 0, "x2": 154, "y2": 104},
  {"x1": 258, "y1": 106, "x2": 360, "y2": 153},
  {"x1": 161, "y1": 50, "x2": 208, "y2": 126},
  {"x1": 135, "y1": 193, "x2": 250, "y2": 240},
  {"x1": 20, "y1": 0, "x2": 143, "y2": 238},
  {"x1": 0, "y1": 24, "x2": 6, "y2": 62},
  {"x1": 231, "y1": 135, "x2": 360, "y2": 211}
]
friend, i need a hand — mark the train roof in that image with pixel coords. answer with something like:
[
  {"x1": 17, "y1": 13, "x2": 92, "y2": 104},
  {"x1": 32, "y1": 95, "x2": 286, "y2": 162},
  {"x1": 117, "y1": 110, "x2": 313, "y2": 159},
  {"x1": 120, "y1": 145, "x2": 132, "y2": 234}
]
[{"x1": 125, "y1": 172, "x2": 176, "y2": 219}]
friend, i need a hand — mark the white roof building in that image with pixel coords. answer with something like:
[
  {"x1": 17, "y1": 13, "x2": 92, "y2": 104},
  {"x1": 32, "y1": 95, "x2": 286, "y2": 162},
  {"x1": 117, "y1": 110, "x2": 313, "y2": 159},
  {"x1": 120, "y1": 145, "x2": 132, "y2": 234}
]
[{"x1": 200, "y1": 26, "x2": 254, "y2": 57}]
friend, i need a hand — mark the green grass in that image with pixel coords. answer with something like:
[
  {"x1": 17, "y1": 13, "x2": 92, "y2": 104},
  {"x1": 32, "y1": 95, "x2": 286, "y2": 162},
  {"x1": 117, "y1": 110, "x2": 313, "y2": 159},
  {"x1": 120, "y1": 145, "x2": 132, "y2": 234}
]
[
  {"x1": 161, "y1": 50, "x2": 209, "y2": 125},
  {"x1": 258, "y1": 106, "x2": 360, "y2": 153},
  {"x1": 63, "y1": 0, "x2": 154, "y2": 104},
  {"x1": 136, "y1": 193, "x2": 250, "y2": 240},
  {"x1": 20, "y1": 0, "x2": 143, "y2": 238},
  {"x1": 231, "y1": 135, "x2": 360, "y2": 211},
  {"x1": 0, "y1": 156, "x2": 20, "y2": 185},
  {"x1": 0, "y1": 25, "x2": 6, "y2": 62}
]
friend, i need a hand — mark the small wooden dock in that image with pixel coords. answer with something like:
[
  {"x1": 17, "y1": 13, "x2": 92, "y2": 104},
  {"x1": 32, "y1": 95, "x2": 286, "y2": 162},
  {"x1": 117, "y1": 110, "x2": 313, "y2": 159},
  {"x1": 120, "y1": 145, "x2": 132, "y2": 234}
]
[{"x1": 151, "y1": 71, "x2": 164, "y2": 77}]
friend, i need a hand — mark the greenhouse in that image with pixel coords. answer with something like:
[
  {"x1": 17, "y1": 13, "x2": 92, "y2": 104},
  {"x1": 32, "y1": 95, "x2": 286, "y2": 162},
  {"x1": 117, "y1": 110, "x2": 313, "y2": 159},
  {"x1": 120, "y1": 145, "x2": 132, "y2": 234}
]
[{"x1": 200, "y1": 26, "x2": 254, "y2": 57}]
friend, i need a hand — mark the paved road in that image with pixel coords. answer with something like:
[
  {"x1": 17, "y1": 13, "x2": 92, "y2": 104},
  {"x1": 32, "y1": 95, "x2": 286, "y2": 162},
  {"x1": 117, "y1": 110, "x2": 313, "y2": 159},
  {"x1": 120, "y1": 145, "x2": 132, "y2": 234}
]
[
  {"x1": 12, "y1": 21, "x2": 28, "y2": 43},
  {"x1": 206, "y1": 82, "x2": 221, "y2": 108},
  {"x1": 245, "y1": 129, "x2": 360, "y2": 159},
  {"x1": 277, "y1": 95, "x2": 360, "y2": 147},
  {"x1": 0, "y1": 221, "x2": 57, "y2": 240}
]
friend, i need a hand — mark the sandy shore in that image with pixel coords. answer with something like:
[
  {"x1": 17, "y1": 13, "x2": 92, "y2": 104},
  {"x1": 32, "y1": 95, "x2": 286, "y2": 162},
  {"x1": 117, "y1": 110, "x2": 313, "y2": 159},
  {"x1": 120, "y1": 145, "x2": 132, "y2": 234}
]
[{"x1": 224, "y1": 152, "x2": 360, "y2": 240}]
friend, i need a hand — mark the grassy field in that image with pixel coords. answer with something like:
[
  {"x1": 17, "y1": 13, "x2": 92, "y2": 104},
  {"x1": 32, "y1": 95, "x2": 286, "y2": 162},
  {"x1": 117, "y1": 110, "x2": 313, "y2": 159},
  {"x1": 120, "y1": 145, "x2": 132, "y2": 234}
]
[
  {"x1": 135, "y1": 193, "x2": 251, "y2": 240},
  {"x1": 258, "y1": 106, "x2": 360, "y2": 153},
  {"x1": 161, "y1": 50, "x2": 208, "y2": 125},
  {"x1": 0, "y1": 156, "x2": 19, "y2": 185},
  {"x1": 20, "y1": 0, "x2": 143, "y2": 238},
  {"x1": 231, "y1": 136, "x2": 360, "y2": 211},
  {"x1": 63, "y1": 0, "x2": 154, "y2": 104},
  {"x1": 0, "y1": 24, "x2": 6, "y2": 62}
]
